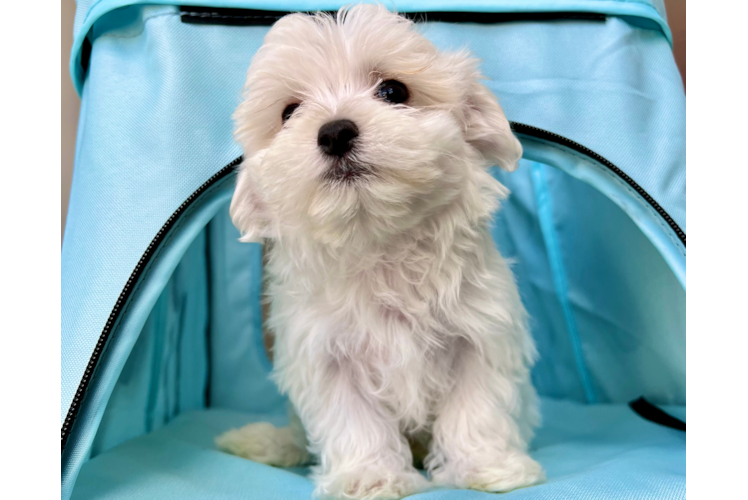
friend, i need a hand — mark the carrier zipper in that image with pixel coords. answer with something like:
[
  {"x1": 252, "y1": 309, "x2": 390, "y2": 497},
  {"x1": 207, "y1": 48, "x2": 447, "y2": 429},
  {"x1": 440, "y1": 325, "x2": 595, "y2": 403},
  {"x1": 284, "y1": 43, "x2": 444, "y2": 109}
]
[
  {"x1": 62, "y1": 124, "x2": 685, "y2": 452},
  {"x1": 510, "y1": 122, "x2": 686, "y2": 246},
  {"x1": 61, "y1": 157, "x2": 242, "y2": 452}
]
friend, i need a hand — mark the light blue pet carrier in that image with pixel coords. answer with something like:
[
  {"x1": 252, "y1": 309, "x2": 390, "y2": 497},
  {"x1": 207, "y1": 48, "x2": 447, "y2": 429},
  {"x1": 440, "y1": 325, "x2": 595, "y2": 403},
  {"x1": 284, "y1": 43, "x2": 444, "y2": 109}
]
[{"x1": 62, "y1": 1, "x2": 686, "y2": 498}]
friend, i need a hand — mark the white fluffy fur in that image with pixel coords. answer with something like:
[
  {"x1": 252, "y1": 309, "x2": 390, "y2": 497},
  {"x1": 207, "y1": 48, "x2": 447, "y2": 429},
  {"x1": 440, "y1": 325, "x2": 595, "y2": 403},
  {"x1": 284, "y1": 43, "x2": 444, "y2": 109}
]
[{"x1": 217, "y1": 5, "x2": 543, "y2": 499}]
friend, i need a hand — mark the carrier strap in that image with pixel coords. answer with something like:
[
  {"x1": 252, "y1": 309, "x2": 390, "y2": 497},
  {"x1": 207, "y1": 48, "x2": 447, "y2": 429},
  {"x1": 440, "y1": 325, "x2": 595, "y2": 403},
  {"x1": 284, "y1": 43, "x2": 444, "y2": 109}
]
[{"x1": 629, "y1": 397, "x2": 686, "y2": 431}]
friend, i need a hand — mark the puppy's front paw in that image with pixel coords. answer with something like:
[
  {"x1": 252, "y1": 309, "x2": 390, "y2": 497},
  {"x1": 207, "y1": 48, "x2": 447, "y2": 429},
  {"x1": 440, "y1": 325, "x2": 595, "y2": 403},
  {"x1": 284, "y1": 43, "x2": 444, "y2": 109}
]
[
  {"x1": 215, "y1": 422, "x2": 309, "y2": 467},
  {"x1": 317, "y1": 469, "x2": 429, "y2": 500},
  {"x1": 463, "y1": 453, "x2": 544, "y2": 493}
]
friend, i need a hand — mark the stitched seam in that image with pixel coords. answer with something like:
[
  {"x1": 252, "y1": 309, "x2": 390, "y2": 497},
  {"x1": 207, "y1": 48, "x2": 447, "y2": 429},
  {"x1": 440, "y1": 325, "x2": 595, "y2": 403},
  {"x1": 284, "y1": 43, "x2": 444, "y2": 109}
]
[
  {"x1": 534, "y1": 139, "x2": 686, "y2": 258},
  {"x1": 97, "y1": 12, "x2": 178, "y2": 41},
  {"x1": 530, "y1": 162, "x2": 597, "y2": 404},
  {"x1": 78, "y1": 0, "x2": 108, "y2": 30}
]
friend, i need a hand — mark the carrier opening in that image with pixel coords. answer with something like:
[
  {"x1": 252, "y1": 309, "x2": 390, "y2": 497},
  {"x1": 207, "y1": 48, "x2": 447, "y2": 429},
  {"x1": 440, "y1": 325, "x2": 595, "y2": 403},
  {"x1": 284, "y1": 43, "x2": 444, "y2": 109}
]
[{"x1": 68, "y1": 139, "x2": 685, "y2": 498}]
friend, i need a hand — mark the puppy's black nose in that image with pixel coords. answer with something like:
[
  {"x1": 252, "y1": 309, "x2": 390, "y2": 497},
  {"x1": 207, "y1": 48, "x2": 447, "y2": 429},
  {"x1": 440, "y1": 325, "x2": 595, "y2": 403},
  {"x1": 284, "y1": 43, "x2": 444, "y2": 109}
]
[{"x1": 318, "y1": 119, "x2": 359, "y2": 157}]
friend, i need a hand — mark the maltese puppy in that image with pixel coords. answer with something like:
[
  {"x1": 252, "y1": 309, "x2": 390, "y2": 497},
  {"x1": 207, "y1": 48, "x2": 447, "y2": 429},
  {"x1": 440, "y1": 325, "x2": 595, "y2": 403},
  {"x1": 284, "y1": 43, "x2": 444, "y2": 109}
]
[{"x1": 217, "y1": 5, "x2": 543, "y2": 499}]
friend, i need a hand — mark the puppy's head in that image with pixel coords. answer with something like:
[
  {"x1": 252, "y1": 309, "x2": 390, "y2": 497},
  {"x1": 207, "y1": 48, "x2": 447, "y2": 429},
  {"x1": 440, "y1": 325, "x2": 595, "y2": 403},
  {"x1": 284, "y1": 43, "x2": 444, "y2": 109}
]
[{"x1": 231, "y1": 5, "x2": 521, "y2": 247}]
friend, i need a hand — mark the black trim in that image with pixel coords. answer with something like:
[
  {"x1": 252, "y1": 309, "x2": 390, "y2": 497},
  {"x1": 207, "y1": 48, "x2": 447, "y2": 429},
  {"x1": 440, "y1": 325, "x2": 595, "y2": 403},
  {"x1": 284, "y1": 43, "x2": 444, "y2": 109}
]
[
  {"x1": 629, "y1": 397, "x2": 686, "y2": 431},
  {"x1": 510, "y1": 122, "x2": 686, "y2": 246},
  {"x1": 80, "y1": 37, "x2": 92, "y2": 74},
  {"x1": 61, "y1": 157, "x2": 242, "y2": 453},
  {"x1": 179, "y1": 6, "x2": 606, "y2": 26}
]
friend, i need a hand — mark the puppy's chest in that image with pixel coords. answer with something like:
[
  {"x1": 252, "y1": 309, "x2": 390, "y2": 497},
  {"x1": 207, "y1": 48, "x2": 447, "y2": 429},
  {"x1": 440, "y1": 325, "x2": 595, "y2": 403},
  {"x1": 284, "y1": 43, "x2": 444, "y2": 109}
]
[
  {"x1": 273, "y1": 251, "x2": 463, "y2": 421},
  {"x1": 322, "y1": 259, "x2": 451, "y2": 334},
  {"x1": 281, "y1": 249, "x2": 454, "y2": 337},
  {"x1": 318, "y1": 261, "x2": 455, "y2": 379}
]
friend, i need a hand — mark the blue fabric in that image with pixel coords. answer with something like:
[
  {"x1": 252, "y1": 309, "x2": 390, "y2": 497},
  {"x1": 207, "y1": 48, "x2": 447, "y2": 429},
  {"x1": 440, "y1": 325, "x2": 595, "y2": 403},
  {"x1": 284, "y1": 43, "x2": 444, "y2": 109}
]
[
  {"x1": 518, "y1": 137, "x2": 685, "y2": 289},
  {"x1": 71, "y1": 398, "x2": 685, "y2": 499},
  {"x1": 62, "y1": 6, "x2": 248, "y2": 427},
  {"x1": 62, "y1": 176, "x2": 236, "y2": 500},
  {"x1": 492, "y1": 161, "x2": 684, "y2": 405},
  {"x1": 426, "y1": 17, "x2": 685, "y2": 233},
  {"x1": 71, "y1": 1, "x2": 673, "y2": 92},
  {"x1": 205, "y1": 212, "x2": 287, "y2": 414},
  {"x1": 530, "y1": 162, "x2": 597, "y2": 404},
  {"x1": 90, "y1": 232, "x2": 210, "y2": 457},
  {"x1": 531, "y1": 164, "x2": 685, "y2": 404}
]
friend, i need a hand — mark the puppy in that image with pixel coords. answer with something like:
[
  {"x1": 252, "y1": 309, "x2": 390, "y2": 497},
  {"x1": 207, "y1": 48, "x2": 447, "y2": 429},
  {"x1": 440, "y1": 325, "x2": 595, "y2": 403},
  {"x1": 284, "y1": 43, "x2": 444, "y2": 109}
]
[{"x1": 217, "y1": 5, "x2": 543, "y2": 499}]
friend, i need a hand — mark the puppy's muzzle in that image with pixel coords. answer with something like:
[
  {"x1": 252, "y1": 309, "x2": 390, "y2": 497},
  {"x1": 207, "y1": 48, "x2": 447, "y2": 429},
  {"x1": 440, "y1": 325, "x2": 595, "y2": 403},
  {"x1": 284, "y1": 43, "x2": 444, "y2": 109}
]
[
  {"x1": 318, "y1": 119, "x2": 359, "y2": 157},
  {"x1": 318, "y1": 119, "x2": 368, "y2": 183}
]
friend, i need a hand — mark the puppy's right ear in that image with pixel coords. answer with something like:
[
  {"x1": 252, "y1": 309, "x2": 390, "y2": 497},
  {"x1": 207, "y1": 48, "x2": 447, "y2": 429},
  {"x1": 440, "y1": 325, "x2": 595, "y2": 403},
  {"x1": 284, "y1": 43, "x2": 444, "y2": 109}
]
[{"x1": 230, "y1": 156, "x2": 272, "y2": 242}]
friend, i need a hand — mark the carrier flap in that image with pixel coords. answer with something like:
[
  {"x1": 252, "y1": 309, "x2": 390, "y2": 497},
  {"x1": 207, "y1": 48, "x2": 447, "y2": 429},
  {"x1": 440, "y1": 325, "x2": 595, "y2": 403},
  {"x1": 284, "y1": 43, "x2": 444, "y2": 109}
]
[{"x1": 70, "y1": 0, "x2": 672, "y2": 93}]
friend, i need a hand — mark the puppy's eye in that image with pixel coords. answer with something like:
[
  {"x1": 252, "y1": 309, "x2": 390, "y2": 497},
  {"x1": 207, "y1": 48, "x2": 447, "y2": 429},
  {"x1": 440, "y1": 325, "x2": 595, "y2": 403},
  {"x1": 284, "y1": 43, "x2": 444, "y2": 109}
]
[
  {"x1": 282, "y1": 103, "x2": 299, "y2": 123},
  {"x1": 377, "y1": 80, "x2": 409, "y2": 104}
]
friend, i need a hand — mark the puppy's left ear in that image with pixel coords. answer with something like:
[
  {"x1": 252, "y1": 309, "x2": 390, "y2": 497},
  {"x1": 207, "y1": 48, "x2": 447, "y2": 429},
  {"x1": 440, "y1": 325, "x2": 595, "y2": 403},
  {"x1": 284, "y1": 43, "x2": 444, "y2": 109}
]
[{"x1": 463, "y1": 82, "x2": 522, "y2": 171}]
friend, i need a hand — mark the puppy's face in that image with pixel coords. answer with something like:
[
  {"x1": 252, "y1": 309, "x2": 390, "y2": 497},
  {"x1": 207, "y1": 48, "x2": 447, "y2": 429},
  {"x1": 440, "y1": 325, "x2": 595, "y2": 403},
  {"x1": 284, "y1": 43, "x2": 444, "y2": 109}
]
[{"x1": 231, "y1": 5, "x2": 521, "y2": 247}]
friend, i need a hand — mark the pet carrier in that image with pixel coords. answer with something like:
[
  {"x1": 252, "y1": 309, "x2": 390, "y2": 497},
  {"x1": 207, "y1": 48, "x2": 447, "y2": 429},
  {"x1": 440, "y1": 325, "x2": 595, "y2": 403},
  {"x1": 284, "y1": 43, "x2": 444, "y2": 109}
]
[{"x1": 62, "y1": 1, "x2": 685, "y2": 498}]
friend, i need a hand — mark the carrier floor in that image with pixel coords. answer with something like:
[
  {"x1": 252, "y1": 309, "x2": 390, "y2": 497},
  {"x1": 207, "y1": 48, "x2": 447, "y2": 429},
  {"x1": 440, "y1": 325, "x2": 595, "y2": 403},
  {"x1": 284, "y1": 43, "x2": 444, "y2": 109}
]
[{"x1": 72, "y1": 398, "x2": 685, "y2": 499}]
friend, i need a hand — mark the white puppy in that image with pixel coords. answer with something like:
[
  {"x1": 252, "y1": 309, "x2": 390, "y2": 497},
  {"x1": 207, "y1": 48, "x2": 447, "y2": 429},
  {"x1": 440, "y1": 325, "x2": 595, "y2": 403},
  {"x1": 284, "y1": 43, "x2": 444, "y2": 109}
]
[{"x1": 217, "y1": 5, "x2": 543, "y2": 499}]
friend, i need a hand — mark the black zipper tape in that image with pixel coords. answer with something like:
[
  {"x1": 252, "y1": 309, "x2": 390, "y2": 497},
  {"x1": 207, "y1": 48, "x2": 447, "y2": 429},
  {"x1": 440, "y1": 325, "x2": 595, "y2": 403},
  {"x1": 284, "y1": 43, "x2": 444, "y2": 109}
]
[
  {"x1": 629, "y1": 397, "x2": 686, "y2": 431},
  {"x1": 510, "y1": 122, "x2": 685, "y2": 246},
  {"x1": 178, "y1": 6, "x2": 606, "y2": 26},
  {"x1": 61, "y1": 157, "x2": 241, "y2": 452},
  {"x1": 62, "y1": 124, "x2": 684, "y2": 453}
]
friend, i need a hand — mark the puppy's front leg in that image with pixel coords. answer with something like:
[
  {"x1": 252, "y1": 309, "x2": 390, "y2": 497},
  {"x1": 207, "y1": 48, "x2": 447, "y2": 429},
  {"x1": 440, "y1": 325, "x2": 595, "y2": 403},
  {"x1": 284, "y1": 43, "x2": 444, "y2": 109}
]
[
  {"x1": 291, "y1": 360, "x2": 427, "y2": 500},
  {"x1": 427, "y1": 343, "x2": 544, "y2": 493}
]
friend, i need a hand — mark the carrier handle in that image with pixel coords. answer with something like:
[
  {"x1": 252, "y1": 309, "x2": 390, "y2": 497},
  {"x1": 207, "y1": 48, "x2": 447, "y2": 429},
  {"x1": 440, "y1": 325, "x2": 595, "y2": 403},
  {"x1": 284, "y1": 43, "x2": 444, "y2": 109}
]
[{"x1": 629, "y1": 397, "x2": 686, "y2": 431}]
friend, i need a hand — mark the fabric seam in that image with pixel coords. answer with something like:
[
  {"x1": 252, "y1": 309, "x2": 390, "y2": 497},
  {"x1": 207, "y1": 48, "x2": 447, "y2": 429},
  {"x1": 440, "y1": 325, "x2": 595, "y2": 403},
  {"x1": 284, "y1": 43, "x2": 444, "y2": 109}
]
[
  {"x1": 96, "y1": 11, "x2": 178, "y2": 41},
  {"x1": 530, "y1": 162, "x2": 597, "y2": 404}
]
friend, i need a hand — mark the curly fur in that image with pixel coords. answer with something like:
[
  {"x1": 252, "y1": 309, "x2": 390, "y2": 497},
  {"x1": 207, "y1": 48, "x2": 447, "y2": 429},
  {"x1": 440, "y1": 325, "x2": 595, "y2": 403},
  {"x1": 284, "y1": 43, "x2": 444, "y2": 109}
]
[{"x1": 217, "y1": 5, "x2": 543, "y2": 499}]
